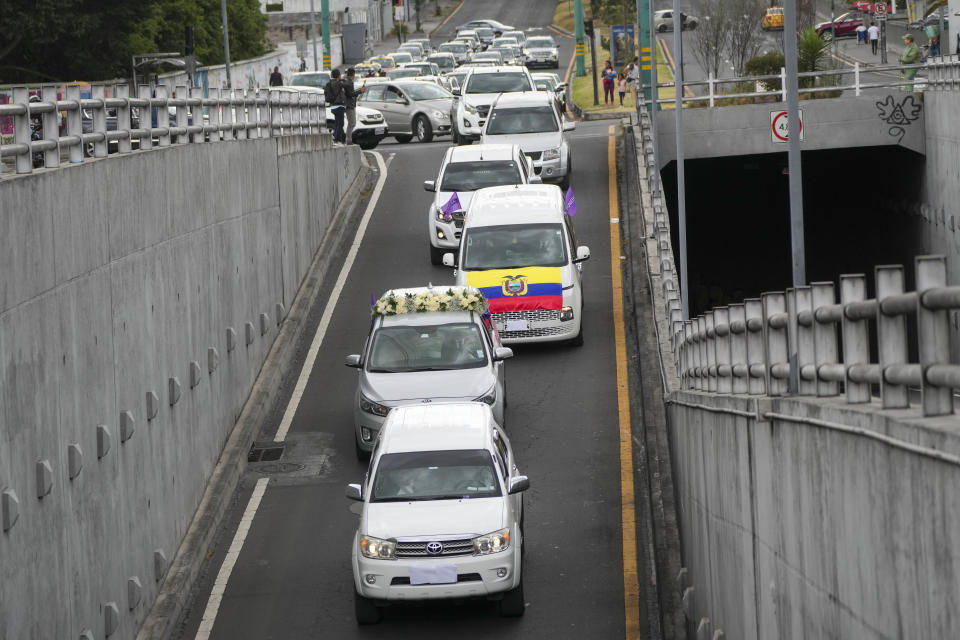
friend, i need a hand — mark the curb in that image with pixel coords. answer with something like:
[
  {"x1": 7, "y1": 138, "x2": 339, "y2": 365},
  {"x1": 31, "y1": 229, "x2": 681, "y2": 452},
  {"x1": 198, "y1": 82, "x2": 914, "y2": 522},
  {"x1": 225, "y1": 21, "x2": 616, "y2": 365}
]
[{"x1": 135, "y1": 150, "x2": 378, "y2": 640}]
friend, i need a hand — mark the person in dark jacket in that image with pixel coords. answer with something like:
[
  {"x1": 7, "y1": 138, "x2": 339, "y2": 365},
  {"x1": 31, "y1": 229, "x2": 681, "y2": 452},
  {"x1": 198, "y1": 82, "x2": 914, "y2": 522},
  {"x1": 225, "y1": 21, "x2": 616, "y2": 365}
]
[
  {"x1": 269, "y1": 66, "x2": 283, "y2": 87},
  {"x1": 326, "y1": 68, "x2": 347, "y2": 142},
  {"x1": 343, "y1": 68, "x2": 366, "y2": 144}
]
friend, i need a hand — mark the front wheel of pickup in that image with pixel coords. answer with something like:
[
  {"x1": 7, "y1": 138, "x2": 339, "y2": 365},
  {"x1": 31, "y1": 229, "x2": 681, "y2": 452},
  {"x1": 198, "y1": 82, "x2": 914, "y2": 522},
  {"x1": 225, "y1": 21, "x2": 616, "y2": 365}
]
[{"x1": 354, "y1": 592, "x2": 381, "y2": 625}]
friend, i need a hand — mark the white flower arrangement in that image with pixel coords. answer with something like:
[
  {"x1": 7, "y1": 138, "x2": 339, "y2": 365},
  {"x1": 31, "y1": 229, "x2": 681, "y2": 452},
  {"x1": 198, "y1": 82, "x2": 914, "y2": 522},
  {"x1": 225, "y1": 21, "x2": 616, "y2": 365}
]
[{"x1": 372, "y1": 289, "x2": 489, "y2": 316}]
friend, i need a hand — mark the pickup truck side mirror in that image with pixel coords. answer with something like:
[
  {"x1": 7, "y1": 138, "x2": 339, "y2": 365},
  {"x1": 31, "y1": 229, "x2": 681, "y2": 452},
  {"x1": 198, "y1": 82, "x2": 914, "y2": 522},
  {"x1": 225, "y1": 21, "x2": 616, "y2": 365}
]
[
  {"x1": 563, "y1": 120, "x2": 576, "y2": 132},
  {"x1": 492, "y1": 347, "x2": 514, "y2": 361},
  {"x1": 508, "y1": 475, "x2": 530, "y2": 494},
  {"x1": 442, "y1": 252, "x2": 457, "y2": 267},
  {"x1": 345, "y1": 354, "x2": 362, "y2": 368},
  {"x1": 345, "y1": 483, "x2": 363, "y2": 501},
  {"x1": 451, "y1": 87, "x2": 461, "y2": 96},
  {"x1": 423, "y1": 180, "x2": 436, "y2": 192}
]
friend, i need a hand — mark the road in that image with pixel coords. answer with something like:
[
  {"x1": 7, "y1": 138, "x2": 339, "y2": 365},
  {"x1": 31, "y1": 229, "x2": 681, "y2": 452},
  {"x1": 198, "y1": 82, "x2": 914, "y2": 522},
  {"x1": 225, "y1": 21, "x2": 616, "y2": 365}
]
[{"x1": 172, "y1": 2, "x2": 636, "y2": 638}]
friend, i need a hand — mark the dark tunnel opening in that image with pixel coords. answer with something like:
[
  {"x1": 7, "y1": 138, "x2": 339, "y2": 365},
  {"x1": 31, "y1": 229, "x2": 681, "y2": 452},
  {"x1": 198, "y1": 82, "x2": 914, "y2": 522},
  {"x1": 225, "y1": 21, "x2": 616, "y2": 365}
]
[{"x1": 660, "y1": 146, "x2": 926, "y2": 318}]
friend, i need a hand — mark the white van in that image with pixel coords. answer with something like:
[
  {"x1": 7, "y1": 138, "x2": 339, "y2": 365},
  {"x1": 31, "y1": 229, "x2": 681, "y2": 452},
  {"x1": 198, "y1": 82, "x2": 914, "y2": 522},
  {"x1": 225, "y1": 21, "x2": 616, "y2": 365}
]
[{"x1": 442, "y1": 185, "x2": 589, "y2": 345}]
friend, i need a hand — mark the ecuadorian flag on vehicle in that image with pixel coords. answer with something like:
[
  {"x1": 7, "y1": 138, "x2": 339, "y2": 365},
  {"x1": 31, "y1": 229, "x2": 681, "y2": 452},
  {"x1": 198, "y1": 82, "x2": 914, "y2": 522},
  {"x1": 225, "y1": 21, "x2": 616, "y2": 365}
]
[{"x1": 466, "y1": 267, "x2": 563, "y2": 313}]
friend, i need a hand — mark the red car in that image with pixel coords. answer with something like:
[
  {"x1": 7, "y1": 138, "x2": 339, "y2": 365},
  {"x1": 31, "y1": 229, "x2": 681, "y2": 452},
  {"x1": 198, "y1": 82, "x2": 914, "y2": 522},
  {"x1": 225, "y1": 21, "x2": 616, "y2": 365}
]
[{"x1": 815, "y1": 12, "x2": 865, "y2": 40}]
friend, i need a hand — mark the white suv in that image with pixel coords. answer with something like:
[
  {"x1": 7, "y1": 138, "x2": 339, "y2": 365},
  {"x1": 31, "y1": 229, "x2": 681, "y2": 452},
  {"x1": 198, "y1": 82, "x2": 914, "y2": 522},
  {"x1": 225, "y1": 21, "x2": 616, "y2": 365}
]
[
  {"x1": 452, "y1": 66, "x2": 534, "y2": 144},
  {"x1": 423, "y1": 143, "x2": 538, "y2": 264},
  {"x1": 481, "y1": 91, "x2": 574, "y2": 189},
  {"x1": 347, "y1": 403, "x2": 529, "y2": 623}
]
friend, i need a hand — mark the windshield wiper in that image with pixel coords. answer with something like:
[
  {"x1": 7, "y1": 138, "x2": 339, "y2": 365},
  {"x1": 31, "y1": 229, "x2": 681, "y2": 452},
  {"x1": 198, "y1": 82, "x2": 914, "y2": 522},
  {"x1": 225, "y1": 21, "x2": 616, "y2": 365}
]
[
  {"x1": 372, "y1": 496, "x2": 440, "y2": 503},
  {"x1": 366, "y1": 367, "x2": 405, "y2": 373}
]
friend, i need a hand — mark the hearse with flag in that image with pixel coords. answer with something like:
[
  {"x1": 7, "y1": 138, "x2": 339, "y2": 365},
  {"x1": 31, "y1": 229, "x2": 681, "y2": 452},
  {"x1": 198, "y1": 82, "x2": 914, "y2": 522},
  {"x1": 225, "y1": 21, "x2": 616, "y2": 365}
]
[
  {"x1": 442, "y1": 184, "x2": 589, "y2": 345},
  {"x1": 424, "y1": 143, "x2": 538, "y2": 265},
  {"x1": 345, "y1": 286, "x2": 513, "y2": 458}
]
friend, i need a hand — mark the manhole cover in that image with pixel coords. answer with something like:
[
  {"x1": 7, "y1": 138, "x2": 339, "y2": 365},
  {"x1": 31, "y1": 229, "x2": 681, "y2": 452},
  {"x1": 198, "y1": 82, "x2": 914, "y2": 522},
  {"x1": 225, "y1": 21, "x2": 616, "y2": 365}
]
[
  {"x1": 248, "y1": 442, "x2": 285, "y2": 463},
  {"x1": 249, "y1": 462, "x2": 306, "y2": 474}
]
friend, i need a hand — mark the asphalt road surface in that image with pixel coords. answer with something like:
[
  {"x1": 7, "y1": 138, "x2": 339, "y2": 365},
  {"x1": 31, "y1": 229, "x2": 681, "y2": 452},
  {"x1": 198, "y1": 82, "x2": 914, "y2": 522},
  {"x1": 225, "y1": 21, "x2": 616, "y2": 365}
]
[{"x1": 173, "y1": 3, "x2": 634, "y2": 639}]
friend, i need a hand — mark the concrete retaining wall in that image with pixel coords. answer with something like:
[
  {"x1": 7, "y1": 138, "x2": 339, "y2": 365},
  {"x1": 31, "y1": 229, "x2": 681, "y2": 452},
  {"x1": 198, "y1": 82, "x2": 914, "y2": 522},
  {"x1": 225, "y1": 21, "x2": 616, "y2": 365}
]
[
  {"x1": 668, "y1": 391, "x2": 960, "y2": 639},
  {"x1": 918, "y1": 92, "x2": 960, "y2": 289},
  {"x1": 0, "y1": 136, "x2": 360, "y2": 639}
]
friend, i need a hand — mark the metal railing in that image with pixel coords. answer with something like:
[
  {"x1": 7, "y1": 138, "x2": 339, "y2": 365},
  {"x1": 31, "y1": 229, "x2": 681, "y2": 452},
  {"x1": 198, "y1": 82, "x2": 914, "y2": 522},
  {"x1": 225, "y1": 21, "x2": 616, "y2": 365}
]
[
  {"x1": 0, "y1": 83, "x2": 327, "y2": 175},
  {"x1": 672, "y1": 255, "x2": 960, "y2": 418},
  {"x1": 657, "y1": 54, "x2": 960, "y2": 108}
]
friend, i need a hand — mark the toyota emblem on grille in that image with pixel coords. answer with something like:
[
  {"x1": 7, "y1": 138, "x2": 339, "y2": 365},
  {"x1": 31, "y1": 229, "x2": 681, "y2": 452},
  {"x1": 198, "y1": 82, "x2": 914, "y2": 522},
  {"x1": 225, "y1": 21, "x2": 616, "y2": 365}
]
[{"x1": 426, "y1": 541, "x2": 443, "y2": 555}]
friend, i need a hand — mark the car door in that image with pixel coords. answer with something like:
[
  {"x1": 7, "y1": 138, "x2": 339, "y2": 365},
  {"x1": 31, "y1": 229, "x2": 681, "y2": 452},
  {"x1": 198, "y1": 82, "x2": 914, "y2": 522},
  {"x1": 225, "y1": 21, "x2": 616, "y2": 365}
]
[
  {"x1": 381, "y1": 85, "x2": 409, "y2": 133},
  {"x1": 493, "y1": 428, "x2": 522, "y2": 528},
  {"x1": 360, "y1": 83, "x2": 386, "y2": 117}
]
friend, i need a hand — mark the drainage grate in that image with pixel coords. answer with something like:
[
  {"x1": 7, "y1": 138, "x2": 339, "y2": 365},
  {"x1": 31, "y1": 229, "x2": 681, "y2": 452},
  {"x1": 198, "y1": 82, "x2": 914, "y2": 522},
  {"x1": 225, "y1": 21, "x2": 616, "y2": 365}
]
[{"x1": 248, "y1": 443, "x2": 285, "y2": 463}]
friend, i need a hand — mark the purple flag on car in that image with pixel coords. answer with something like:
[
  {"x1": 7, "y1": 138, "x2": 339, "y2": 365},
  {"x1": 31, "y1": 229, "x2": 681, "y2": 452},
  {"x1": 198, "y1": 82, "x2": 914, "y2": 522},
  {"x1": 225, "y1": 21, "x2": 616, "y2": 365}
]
[
  {"x1": 440, "y1": 192, "x2": 461, "y2": 221},
  {"x1": 565, "y1": 186, "x2": 577, "y2": 217}
]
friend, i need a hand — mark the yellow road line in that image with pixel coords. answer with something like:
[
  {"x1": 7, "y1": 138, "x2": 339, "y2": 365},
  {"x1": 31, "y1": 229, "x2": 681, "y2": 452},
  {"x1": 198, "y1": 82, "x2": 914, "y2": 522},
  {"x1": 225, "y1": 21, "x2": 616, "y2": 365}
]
[
  {"x1": 609, "y1": 124, "x2": 640, "y2": 638},
  {"x1": 433, "y1": 0, "x2": 464, "y2": 33},
  {"x1": 657, "y1": 39, "x2": 695, "y2": 98}
]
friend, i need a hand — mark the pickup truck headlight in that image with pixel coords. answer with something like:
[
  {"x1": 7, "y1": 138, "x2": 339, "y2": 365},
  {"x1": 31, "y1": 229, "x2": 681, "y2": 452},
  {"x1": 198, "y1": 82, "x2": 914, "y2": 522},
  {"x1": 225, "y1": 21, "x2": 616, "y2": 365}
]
[
  {"x1": 473, "y1": 527, "x2": 510, "y2": 555},
  {"x1": 359, "y1": 393, "x2": 390, "y2": 417},
  {"x1": 462, "y1": 103, "x2": 477, "y2": 116},
  {"x1": 542, "y1": 147, "x2": 561, "y2": 161},
  {"x1": 360, "y1": 535, "x2": 397, "y2": 560},
  {"x1": 473, "y1": 387, "x2": 496, "y2": 405}
]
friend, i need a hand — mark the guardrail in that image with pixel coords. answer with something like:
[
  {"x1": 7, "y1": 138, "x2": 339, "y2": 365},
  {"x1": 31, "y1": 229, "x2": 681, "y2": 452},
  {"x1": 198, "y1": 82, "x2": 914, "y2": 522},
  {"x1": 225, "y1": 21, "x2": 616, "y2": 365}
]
[
  {"x1": 657, "y1": 54, "x2": 960, "y2": 108},
  {"x1": 672, "y1": 255, "x2": 960, "y2": 418},
  {"x1": 0, "y1": 83, "x2": 327, "y2": 175}
]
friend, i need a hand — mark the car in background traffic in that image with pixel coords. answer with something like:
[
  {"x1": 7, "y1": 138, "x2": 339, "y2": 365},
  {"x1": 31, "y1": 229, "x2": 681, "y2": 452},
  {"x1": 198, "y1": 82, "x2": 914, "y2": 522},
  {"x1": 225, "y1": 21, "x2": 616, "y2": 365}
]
[
  {"x1": 523, "y1": 35, "x2": 560, "y2": 69},
  {"x1": 815, "y1": 12, "x2": 864, "y2": 39},
  {"x1": 389, "y1": 51, "x2": 415, "y2": 66},
  {"x1": 761, "y1": 6, "x2": 784, "y2": 30},
  {"x1": 404, "y1": 61, "x2": 441, "y2": 76},
  {"x1": 427, "y1": 52, "x2": 457, "y2": 73},
  {"x1": 445, "y1": 184, "x2": 589, "y2": 345},
  {"x1": 290, "y1": 71, "x2": 331, "y2": 89},
  {"x1": 345, "y1": 288, "x2": 512, "y2": 455},
  {"x1": 407, "y1": 38, "x2": 434, "y2": 54},
  {"x1": 451, "y1": 66, "x2": 534, "y2": 144},
  {"x1": 456, "y1": 19, "x2": 514, "y2": 36},
  {"x1": 269, "y1": 86, "x2": 389, "y2": 149},
  {"x1": 456, "y1": 30, "x2": 484, "y2": 52},
  {"x1": 473, "y1": 50, "x2": 506, "y2": 65},
  {"x1": 480, "y1": 91, "x2": 574, "y2": 189},
  {"x1": 438, "y1": 40, "x2": 473, "y2": 65},
  {"x1": 347, "y1": 402, "x2": 527, "y2": 623},
  {"x1": 532, "y1": 72, "x2": 567, "y2": 113},
  {"x1": 502, "y1": 30, "x2": 527, "y2": 46},
  {"x1": 423, "y1": 143, "x2": 539, "y2": 263},
  {"x1": 474, "y1": 27, "x2": 496, "y2": 46},
  {"x1": 907, "y1": 13, "x2": 949, "y2": 30},
  {"x1": 398, "y1": 43, "x2": 425, "y2": 61},
  {"x1": 654, "y1": 9, "x2": 699, "y2": 32},
  {"x1": 359, "y1": 79, "x2": 454, "y2": 143},
  {"x1": 387, "y1": 67, "x2": 422, "y2": 80}
]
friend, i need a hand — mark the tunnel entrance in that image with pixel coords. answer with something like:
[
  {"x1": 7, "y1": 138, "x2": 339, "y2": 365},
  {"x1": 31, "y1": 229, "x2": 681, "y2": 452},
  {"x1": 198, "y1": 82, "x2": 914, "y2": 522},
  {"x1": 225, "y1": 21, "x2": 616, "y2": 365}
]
[{"x1": 660, "y1": 146, "x2": 925, "y2": 317}]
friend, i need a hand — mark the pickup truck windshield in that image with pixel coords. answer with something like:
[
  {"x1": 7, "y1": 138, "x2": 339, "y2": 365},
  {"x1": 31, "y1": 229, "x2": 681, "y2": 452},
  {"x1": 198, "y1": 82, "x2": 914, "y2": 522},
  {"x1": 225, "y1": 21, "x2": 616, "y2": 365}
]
[{"x1": 372, "y1": 450, "x2": 502, "y2": 501}]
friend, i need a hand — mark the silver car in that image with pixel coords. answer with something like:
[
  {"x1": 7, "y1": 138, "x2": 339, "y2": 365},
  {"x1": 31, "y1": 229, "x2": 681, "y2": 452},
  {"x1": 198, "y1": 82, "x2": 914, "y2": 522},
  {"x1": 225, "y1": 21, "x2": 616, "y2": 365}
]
[
  {"x1": 345, "y1": 287, "x2": 512, "y2": 457},
  {"x1": 359, "y1": 79, "x2": 454, "y2": 143}
]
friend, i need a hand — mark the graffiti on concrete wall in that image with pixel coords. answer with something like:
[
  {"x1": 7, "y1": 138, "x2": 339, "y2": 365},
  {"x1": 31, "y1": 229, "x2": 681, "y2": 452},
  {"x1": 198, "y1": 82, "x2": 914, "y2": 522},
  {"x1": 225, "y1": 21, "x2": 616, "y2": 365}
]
[{"x1": 876, "y1": 94, "x2": 922, "y2": 145}]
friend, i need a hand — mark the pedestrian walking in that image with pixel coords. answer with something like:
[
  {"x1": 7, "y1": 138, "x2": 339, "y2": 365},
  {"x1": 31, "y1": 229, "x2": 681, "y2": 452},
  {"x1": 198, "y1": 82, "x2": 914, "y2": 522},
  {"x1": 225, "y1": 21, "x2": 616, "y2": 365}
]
[
  {"x1": 868, "y1": 22, "x2": 880, "y2": 55},
  {"x1": 601, "y1": 60, "x2": 616, "y2": 106},
  {"x1": 617, "y1": 72, "x2": 628, "y2": 107},
  {"x1": 324, "y1": 69, "x2": 347, "y2": 142},
  {"x1": 299, "y1": 57, "x2": 307, "y2": 72},
  {"x1": 899, "y1": 33, "x2": 922, "y2": 92},
  {"x1": 343, "y1": 67, "x2": 366, "y2": 144},
  {"x1": 269, "y1": 66, "x2": 284, "y2": 87},
  {"x1": 628, "y1": 55, "x2": 641, "y2": 101}
]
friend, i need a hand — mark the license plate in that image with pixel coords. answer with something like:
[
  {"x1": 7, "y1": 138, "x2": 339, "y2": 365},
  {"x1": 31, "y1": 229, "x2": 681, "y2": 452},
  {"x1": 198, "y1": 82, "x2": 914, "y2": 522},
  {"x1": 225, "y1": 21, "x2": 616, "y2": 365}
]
[
  {"x1": 375, "y1": 127, "x2": 385, "y2": 135},
  {"x1": 409, "y1": 565, "x2": 457, "y2": 585},
  {"x1": 505, "y1": 319, "x2": 528, "y2": 332}
]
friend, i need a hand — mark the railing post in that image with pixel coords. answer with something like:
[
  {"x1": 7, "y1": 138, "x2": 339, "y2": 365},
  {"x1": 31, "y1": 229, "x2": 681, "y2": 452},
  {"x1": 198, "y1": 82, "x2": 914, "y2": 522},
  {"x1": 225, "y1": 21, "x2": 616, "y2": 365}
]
[
  {"x1": 729, "y1": 303, "x2": 748, "y2": 395},
  {"x1": 811, "y1": 281, "x2": 839, "y2": 397},
  {"x1": 115, "y1": 84, "x2": 132, "y2": 154},
  {"x1": 683, "y1": 321, "x2": 694, "y2": 389},
  {"x1": 259, "y1": 88, "x2": 271, "y2": 138},
  {"x1": 13, "y1": 87, "x2": 32, "y2": 174},
  {"x1": 41, "y1": 85, "x2": 60, "y2": 168},
  {"x1": 876, "y1": 264, "x2": 909, "y2": 408},
  {"x1": 762, "y1": 292, "x2": 789, "y2": 396},
  {"x1": 65, "y1": 85, "x2": 82, "y2": 164},
  {"x1": 708, "y1": 72, "x2": 715, "y2": 108},
  {"x1": 714, "y1": 307, "x2": 732, "y2": 393},
  {"x1": 840, "y1": 274, "x2": 870, "y2": 403},
  {"x1": 246, "y1": 89, "x2": 259, "y2": 140},
  {"x1": 780, "y1": 67, "x2": 787, "y2": 102},
  {"x1": 236, "y1": 89, "x2": 248, "y2": 140},
  {"x1": 91, "y1": 84, "x2": 107, "y2": 158},
  {"x1": 916, "y1": 255, "x2": 953, "y2": 416},
  {"x1": 744, "y1": 298, "x2": 765, "y2": 395},
  {"x1": 190, "y1": 86, "x2": 204, "y2": 143},
  {"x1": 155, "y1": 85, "x2": 170, "y2": 147},
  {"x1": 138, "y1": 85, "x2": 153, "y2": 151},
  {"x1": 793, "y1": 286, "x2": 816, "y2": 395},
  {"x1": 854, "y1": 62, "x2": 861, "y2": 96},
  {"x1": 223, "y1": 88, "x2": 235, "y2": 141},
  {"x1": 704, "y1": 311, "x2": 718, "y2": 392},
  {"x1": 175, "y1": 85, "x2": 189, "y2": 144}
]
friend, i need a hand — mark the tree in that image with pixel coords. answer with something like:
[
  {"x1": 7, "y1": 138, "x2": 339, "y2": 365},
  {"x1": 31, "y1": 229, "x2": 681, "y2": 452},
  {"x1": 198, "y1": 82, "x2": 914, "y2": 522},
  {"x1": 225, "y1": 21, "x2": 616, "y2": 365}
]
[
  {"x1": 690, "y1": 0, "x2": 730, "y2": 79},
  {"x1": 744, "y1": 51, "x2": 785, "y2": 91},
  {"x1": 726, "y1": 0, "x2": 765, "y2": 75},
  {"x1": 796, "y1": 26, "x2": 833, "y2": 88}
]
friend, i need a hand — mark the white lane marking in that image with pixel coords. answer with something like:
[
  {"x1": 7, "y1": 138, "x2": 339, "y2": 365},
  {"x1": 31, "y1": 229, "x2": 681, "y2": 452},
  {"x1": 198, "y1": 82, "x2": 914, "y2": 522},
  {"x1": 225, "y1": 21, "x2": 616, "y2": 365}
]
[
  {"x1": 385, "y1": 152, "x2": 396, "y2": 168},
  {"x1": 273, "y1": 150, "x2": 388, "y2": 442},
  {"x1": 194, "y1": 477, "x2": 270, "y2": 640}
]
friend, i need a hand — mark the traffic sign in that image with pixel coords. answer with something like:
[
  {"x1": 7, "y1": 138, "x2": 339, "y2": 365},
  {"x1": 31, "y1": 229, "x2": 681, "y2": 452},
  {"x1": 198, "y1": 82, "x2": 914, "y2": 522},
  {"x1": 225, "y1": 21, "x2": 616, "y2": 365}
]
[
  {"x1": 875, "y1": 2, "x2": 887, "y2": 15},
  {"x1": 771, "y1": 109, "x2": 804, "y2": 143}
]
